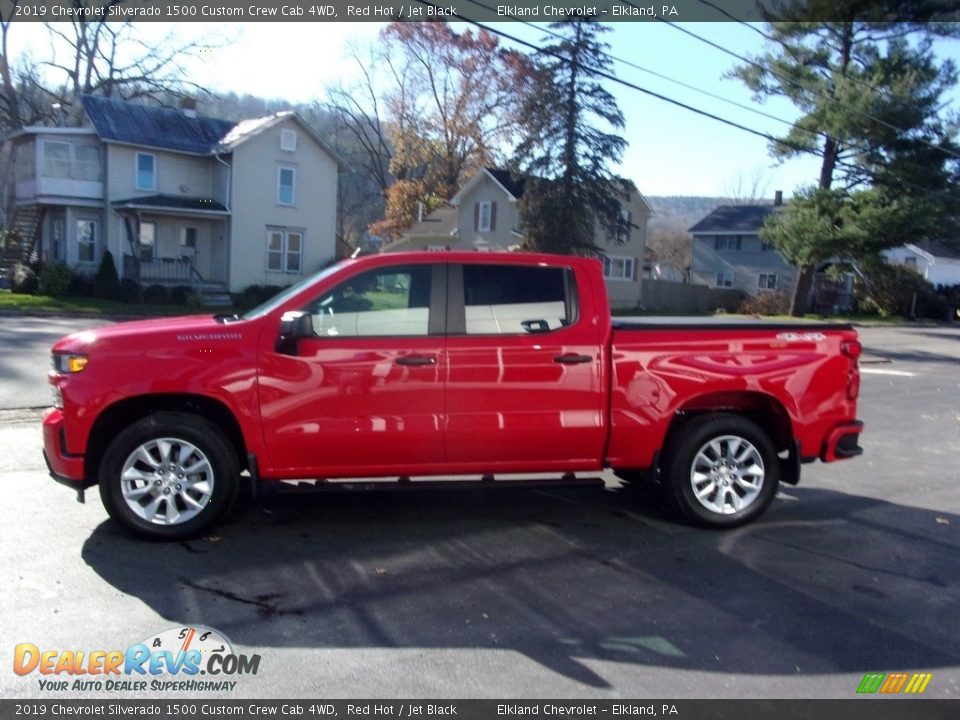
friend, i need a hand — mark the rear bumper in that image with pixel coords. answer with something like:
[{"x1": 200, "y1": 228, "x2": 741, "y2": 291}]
[
  {"x1": 821, "y1": 420, "x2": 864, "y2": 462},
  {"x1": 42, "y1": 409, "x2": 91, "y2": 487}
]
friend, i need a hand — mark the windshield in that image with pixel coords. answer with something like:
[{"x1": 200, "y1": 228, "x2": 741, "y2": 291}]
[{"x1": 240, "y1": 260, "x2": 348, "y2": 320}]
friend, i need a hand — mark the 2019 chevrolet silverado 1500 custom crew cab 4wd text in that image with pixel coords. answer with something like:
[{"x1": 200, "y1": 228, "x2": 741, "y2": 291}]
[{"x1": 43, "y1": 252, "x2": 864, "y2": 539}]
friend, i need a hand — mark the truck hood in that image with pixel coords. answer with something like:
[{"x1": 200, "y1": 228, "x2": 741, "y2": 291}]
[{"x1": 52, "y1": 314, "x2": 246, "y2": 354}]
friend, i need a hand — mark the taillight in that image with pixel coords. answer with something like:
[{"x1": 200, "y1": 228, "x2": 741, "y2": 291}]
[
  {"x1": 848, "y1": 371, "x2": 860, "y2": 400},
  {"x1": 841, "y1": 340, "x2": 862, "y2": 359}
]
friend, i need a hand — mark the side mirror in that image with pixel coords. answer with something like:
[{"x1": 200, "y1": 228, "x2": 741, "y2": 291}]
[
  {"x1": 277, "y1": 311, "x2": 313, "y2": 356},
  {"x1": 279, "y1": 311, "x2": 314, "y2": 338}
]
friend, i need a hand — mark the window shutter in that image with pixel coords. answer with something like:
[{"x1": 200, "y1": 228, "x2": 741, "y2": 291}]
[
  {"x1": 632, "y1": 257, "x2": 638, "y2": 281},
  {"x1": 491, "y1": 202, "x2": 497, "y2": 231},
  {"x1": 474, "y1": 203, "x2": 479, "y2": 231}
]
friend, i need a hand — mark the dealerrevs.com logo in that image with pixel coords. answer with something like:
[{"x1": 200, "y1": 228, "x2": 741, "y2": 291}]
[{"x1": 14, "y1": 626, "x2": 261, "y2": 693}]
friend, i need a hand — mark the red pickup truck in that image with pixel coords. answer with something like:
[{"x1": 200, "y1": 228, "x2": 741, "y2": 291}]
[{"x1": 43, "y1": 252, "x2": 863, "y2": 539}]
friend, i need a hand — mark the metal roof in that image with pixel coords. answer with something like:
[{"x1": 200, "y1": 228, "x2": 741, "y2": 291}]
[
  {"x1": 81, "y1": 95, "x2": 237, "y2": 155},
  {"x1": 112, "y1": 194, "x2": 229, "y2": 213}
]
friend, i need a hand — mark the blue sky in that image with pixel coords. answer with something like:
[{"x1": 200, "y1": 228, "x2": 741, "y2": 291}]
[{"x1": 8, "y1": 21, "x2": 959, "y2": 198}]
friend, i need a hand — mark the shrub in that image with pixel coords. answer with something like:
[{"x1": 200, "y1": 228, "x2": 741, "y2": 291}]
[
  {"x1": 143, "y1": 284, "x2": 169, "y2": 304},
  {"x1": 738, "y1": 291, "x2": 790, "y2": 316},
  {"x1": 38, "y1": 261, "x2": 73, "y2": 297},
  {"x1": 855, "y1": 261, "x2": 941, "y2": 318},
  {"x1": 119, "y1": 279, "x2": 141, "y2": 304},
  {"x1": 169, "y1": 285, "x2": 193, "y2": 305},
  {"x1": 11, "y1": 263, "x2": 39, "y2": 294},
  {"x1": 232, "y1": 284, "x2": 285, "y2": 312},
  {"x1": 68, "y1": 273, "x2": 96, "y2": 297},
  {"x1": 186, "y1": 292, "x2": 206, "y2": 308},
  {"x1": 94, "y1": 250, "x2": 121, "y2": 300}
]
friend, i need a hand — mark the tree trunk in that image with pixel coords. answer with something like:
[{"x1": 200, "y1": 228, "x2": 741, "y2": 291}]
[{"x1": 790, "y1": 266, "x2": 815, "y2": 317}]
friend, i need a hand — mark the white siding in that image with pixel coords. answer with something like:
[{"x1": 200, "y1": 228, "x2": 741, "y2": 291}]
[{"x1": 228, "y1": 118, "x2": 338, "y2": 290}]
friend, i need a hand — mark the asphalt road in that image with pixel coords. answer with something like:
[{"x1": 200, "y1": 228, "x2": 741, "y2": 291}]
[{"x1": 0, "y1": 319, "x2": 958, "y2": 700}]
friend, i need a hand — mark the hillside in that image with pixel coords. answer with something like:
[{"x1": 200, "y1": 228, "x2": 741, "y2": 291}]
[{"x1": 646, "y1": 196, "x2": 725, "y2": 234}]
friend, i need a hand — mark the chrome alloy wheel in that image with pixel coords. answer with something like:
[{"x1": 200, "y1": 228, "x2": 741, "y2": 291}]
[
  {"x1": 119, "y1": 438, "x2": 215, "y2": 525},
  {"x1": 689, "y1": 435, "x2": 765, "y2": 515}
]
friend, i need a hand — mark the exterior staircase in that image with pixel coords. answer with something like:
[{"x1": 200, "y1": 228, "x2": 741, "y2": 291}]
[{"x1": 1, "y1": 205, "x2": 44, "y2": 284}]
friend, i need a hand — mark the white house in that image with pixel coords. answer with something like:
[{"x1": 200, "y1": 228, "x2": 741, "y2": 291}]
[
  {"x1": 3, "y1": 95, "x2": 345, "y2": 295},
  {"x1": 389, "y1": 168, "x2": 653, "y2": 310},
  {"x1": 884, "y1": 240, "x2": 960, "y2": 287}
]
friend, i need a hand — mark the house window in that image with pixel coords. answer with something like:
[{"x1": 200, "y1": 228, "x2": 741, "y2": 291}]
[
  {"x1": 617, "y1": 208, "x2": 633, "y2": 244},
  {"x1": 267, "y1": 228, "x2": 304, "y2": 273},
  {"x1": 277, "y1": 166, "x2": 296, "y2": 206},
  {"x1": 74, "y1": 146, "x2": 101, "y2": 181},
  {"x1": 139, "y1": 222, "x2": 156, "y2": 263},
  {"x1": 51, "y1": 217, "x2": 65, "y2": 261},
  {"x1": 758, "y1": 273, "x2": 778, "y2": 290},
  {"x1": 904, "y1": 256, "x2": 917, "y2": 268},
  {"x1": 603, "y1": 256, "x2": 636, "y2": 282},
  {"x1": 180, "y1": 227, "x2": 197, "y2": 250},
  {"x1": 476, "y1": 201, "x2": 494, "y2": 232},
  {"x1": 136, "y1": 153, "x2": 156, "y2": 190},
  {"x1": 761, "y1": 241, "x2": 774, "y2": 252},
  {"x1": 43, "y1": 141, "x2": 71, "y2": 178},
  {"x1": 280, "y1": 129, "x2": 297, "y2": 152},
  {"x1": 77, "y1": 219, "x2": 98, "y2": 263},
  {"x1": 715, "y1": 236, "x2": 742, "y2": 251},
  {"x1": 715, "y1": 272, "x2": 734, "y2": 288}
]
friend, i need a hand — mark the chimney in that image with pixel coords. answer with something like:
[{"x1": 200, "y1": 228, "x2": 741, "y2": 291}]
[
  {"x1": 774, "y1": 190, "x2": 783, "y2": 206},
  {"x1": 179, "y1": 97, "x2": 197, "y2": 119}
]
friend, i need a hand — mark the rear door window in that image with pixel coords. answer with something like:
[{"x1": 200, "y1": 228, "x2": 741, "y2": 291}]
[{"x1": 461, "y1": 264, "x2": 576, "y2": 335}]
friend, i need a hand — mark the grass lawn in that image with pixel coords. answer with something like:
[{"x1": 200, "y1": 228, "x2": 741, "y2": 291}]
[{"x1": 0, "y1": 290, "x2": 206, "y2": 317}]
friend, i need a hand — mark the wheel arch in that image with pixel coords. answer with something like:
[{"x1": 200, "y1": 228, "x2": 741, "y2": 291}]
[
  {"x1": 85, "y1": 394, "x2": 248, "y2": 485},
  {"x1": 667, "y1": 390, "x2": 794, "y2": 454}
]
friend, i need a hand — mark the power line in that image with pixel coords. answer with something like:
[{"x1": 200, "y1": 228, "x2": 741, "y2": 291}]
[
  {"x1": 632, "y1": 3, "x2": 960, "y2": 162},
  {"x1": 412, "y1": 2, "x2": 953, "y2": 200},
  {"x1": 461, "y1": 0, "x2": 817, "y2": 136}
]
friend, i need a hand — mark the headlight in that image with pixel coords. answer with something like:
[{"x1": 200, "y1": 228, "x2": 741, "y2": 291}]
[{"x1": 52, "y1": 353, "x2": 88, "y2": 374}]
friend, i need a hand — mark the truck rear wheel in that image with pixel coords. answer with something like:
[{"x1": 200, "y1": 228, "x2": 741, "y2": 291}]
[
  {"x1": 664, "y1": 414, "x2": 779, "y2": 528},
  {"x1": 98, "y1": 412, "x2": 239, "y2": 540}
]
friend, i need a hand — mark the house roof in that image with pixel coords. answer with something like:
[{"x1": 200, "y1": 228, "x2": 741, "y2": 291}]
[
  {"x1": 486, "y1": 168, "x2": 527, "y2": 199},
  {"x1": 911, "y1": 239, "x2": 960, "y2": 260},
  {"x1": 451, "y1": 167, "x2": 526, "y2": 205},
  {"x1": 81, "y1": 95, "x2": 235, "y2": 155},
  {"x1": 391, "y1": 204, "x2": 459, "y2": 249},
  {"x1": 688, "y1": 205, "x2": 779, "y2": 234},
  {"x1": 80, "y1": 95, "x2": 347, "y2": 168},
  {"x1": 112, "y1": 194, "x2": 229, "y2": 214}
]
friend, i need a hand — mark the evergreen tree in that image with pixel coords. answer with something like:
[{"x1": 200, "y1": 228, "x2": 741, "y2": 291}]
[
  {"x1": 730, "y1": 3, "x2": 960, "y2": 314},
  {"x1": 513, "y1": 17, "x2": 629, "y2": 255}
]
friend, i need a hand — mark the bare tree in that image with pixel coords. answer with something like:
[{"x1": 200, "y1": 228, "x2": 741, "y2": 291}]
[
  {"x1": 720, "y1": 167, "x2": 772, "y2": 206},
  {"x1": 1, "y1": 2, "x2": 228, "y2": 133},
  {"x1": 647, "y1": 227, "x2": 692, "y2": 274},
  {"x1": 325, "y1": 42, "x2": 394, "y2": 196}
]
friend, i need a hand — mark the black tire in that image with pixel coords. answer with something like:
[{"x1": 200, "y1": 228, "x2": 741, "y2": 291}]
[
  {"x1": 663, "y1": 414, "x2": 779, "y2": 528},
  {"x1": 98, "y1": 412, "x2": 239, "y2": 540}
]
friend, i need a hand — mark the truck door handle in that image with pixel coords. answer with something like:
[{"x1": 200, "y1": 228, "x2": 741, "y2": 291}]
[
  {"x1": 395, "y1": 355, "x2": 438, "y2": 367},
  {"x1": 553, "y1": 353, "x2": 593, "y2": 365}
]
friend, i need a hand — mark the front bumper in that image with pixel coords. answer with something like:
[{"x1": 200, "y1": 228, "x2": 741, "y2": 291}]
[
  {"x1": 821, "y1": 420, "x2": 865, "y2": 462},
  {"x1": 42, "y1": 409, "x2": 91, "y2": 487}
]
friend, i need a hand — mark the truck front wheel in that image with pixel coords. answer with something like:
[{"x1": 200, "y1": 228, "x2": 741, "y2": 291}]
[
  {"x1": 665, "y1": 414, "x2": 779, "y2": 528},
  {"x1": 98, "y1": 412, "x2": 239, "y2": 540}
]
